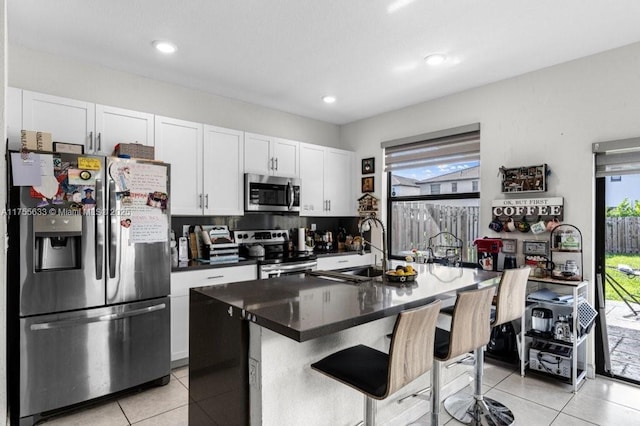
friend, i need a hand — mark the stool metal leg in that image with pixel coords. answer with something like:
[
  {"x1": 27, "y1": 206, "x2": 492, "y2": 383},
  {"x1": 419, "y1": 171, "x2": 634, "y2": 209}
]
[
  {"x1": 431, "y1": 361, "x2": 441, "y2": 425},
  {"x1": 443, "y1": 347, "x2": 515, "y2": 425},
  {"x1": 364, "y1": 395, "x2": 376, "y2": 426}
]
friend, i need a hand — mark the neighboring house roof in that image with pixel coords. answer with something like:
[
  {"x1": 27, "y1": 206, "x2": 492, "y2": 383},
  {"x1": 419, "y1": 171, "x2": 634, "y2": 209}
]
[
  {"x1": 417, "y1": 165, "x2": 479, "y2": 184},
  {"x1": 391, "y1": 175, "x2": 419, "y2": 187}
]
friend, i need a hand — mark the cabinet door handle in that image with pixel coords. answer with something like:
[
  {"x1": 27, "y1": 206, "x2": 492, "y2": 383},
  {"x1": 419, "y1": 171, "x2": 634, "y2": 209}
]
[
  {"x1": 328, "y1": 200, "x2": 331, "y2": 211},
  {"x1": 275, "y1": 157, "x2": 278, "y2": 171},
  {"x1": 199, "y1": 194, "x2": 203, "y2": 209},
  {"x1": 88, "y1": 131, "x2": 94, "y2": 151},
  {"x1": 97, "y1": 132, "x2": 102, "y2": 152},
  {"x1": 270, "y1": 157, "x2": 274, "y2": 170},
  {"x1": 205, "y1": 194, "x2": 209, "y2": 209}
]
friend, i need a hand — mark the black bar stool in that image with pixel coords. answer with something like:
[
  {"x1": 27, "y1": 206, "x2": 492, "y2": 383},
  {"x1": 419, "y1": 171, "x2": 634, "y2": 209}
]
[
  {"x1": 443, "y1": 267, "x2": 530, "y2": 425},
  {"x1": 311, "y1": 300, "x2": 442, "y2": 426},
  {"x1": 420, "y1": 286, "x2": 496, "y2": 426}
]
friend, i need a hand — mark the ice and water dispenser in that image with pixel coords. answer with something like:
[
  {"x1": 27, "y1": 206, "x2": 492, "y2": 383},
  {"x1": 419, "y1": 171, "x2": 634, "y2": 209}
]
[{"x1": 33, "y1": 215, "x2": 82, "y2": 271}]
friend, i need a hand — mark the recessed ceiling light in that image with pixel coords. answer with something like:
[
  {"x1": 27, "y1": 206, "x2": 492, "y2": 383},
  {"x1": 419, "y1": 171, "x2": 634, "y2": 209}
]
[
  {"x1": 152, "y1": 40, "x2": 177, "y2": 54},
  {"x1": 322, "y1": 95, "x2": 336, "y2": 104},
  {"x1": 424, "y1": 53, "x2": 447, "y2": 66}
]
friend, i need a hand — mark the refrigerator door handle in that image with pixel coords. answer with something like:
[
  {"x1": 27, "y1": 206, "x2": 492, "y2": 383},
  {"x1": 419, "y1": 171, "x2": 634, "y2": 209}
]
[
  {"x1": 108, "y1": 179, "x2": 117, "y2": 278},
  {"x1": 95, "y1": 177, "x2": 104, "y2": 280},
  {"x1": 30, "y1": 303, "x2": 167, "y2": 331}
]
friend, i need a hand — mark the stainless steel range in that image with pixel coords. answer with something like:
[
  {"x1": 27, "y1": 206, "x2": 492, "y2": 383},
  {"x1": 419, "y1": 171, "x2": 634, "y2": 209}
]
[{"x1": 234, "y1": 229, "x2": 317, "y2": 279}]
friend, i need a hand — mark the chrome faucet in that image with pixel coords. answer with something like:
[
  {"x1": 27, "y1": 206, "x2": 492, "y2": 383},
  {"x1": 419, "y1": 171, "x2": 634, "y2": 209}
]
[{"x1": 358, "y1": 215, "x2": 387, "y2": 273}]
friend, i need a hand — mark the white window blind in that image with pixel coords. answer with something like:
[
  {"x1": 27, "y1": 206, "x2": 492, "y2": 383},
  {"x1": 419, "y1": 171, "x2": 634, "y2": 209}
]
[
  {"x1": 594, "y1": 137, "x2": 640, "y2": 177},
  {"x1": 382, "y1": 123, "x2": 480, "y2": 173}
]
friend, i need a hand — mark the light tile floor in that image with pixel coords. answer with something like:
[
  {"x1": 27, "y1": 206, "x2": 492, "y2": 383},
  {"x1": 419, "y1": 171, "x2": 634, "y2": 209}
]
[{"x1": 40, "y1": 362, "x2": 640, "y2": 425}]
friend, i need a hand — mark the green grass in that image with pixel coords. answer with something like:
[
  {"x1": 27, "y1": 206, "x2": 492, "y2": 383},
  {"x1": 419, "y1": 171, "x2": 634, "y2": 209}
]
[{"x1": 605, "y1": 254, "x2": 640, "y2": 302}]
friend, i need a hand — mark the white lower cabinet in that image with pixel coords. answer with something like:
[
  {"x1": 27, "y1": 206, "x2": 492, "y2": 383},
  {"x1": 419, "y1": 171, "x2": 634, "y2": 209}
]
[
  {"x1": 316, "y1": 253, "x2": 374, "y2": 271},
  {"x1": 170, "y1": 265, "x2": 257, "y2": 363}
]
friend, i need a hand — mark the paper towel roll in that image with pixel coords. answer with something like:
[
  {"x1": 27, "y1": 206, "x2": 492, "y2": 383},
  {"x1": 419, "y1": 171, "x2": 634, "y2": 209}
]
[{"x1": 298, "y1": 228, "x2": 306, "y2": 252}]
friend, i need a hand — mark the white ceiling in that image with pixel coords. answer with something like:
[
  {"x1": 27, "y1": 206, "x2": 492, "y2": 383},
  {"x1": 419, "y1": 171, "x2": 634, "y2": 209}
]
[{"x1": 9, "y1": 0, "x2": 640, "y2": 125}]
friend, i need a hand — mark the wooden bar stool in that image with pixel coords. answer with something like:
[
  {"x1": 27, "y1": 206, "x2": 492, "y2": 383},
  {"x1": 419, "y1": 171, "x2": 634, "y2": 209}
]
[
  {"x1": 311, "y1": 300, "x2": 442, "y2": 426},
  {"x1": 443, "y1": 267, "x2": 530, "y2": 425},
  {"x1": 417, "y1": 286, "x2": 496, "y2": 426}
]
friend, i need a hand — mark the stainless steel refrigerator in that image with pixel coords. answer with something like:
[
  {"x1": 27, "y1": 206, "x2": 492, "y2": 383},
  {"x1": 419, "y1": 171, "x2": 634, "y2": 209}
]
[{"x1": 7, "y1": 152, "x2": 171, "y2": 426}]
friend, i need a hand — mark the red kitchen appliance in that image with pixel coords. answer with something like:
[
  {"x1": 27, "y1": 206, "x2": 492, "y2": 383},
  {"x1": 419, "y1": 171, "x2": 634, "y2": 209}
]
[{"x1": 474, "y1": 238, "x2": 503, "y2": 271}]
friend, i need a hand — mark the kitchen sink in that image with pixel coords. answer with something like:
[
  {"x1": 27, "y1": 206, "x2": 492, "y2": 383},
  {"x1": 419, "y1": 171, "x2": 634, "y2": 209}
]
[
  {"x1": 337, "y1": 265, "x2": 384, "y2": 278},
  {"x1": 306, "y1": 266, "x2": 383, "y2": 284}
]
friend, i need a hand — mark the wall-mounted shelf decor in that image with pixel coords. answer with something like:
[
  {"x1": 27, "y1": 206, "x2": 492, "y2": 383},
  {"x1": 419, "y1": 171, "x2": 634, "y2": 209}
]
[
  {"x1": 491, "y1": 197, "x2": 564, "y2": 221},
  {"x1": 500, "y1": 164, "x2": 548, "y2": 193}
]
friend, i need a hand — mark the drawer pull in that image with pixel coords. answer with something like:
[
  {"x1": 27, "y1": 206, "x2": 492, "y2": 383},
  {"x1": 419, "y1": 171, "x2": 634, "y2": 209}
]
[
  {"x1": 337, "y1": 260, "x2": 349, "y2": 263},
  {"x1": 207, "y1": 275, "x2": 225, "y2": 280}
]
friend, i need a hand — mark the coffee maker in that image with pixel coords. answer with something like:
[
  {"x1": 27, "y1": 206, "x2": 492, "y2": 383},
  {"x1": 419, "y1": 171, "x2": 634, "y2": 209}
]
[{"x1": 474, "y1": 238, "x2": 503, "y2": 271}]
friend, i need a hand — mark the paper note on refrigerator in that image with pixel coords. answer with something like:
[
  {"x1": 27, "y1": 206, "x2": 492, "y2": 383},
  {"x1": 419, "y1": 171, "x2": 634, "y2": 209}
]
[
  {"x1": 10, "y1": 152, "x2": 42, "y2": 186},
  {"x1": 130, "y1": 214, "x2": 169, "y2": 243}
]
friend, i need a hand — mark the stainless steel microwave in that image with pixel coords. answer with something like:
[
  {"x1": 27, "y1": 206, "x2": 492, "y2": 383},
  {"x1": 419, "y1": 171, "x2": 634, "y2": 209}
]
[{"x1": 245, "y1": 173, "x2": 301, "y2": 212}]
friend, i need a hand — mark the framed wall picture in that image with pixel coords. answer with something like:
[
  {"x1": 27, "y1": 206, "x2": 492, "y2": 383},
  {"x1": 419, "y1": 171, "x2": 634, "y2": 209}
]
[
  {"x1": 500, "y1": 164, "x2": 547, "y2": 193},
  {"x1": 361, "y1": 157, "x2": 375, "y2": 174},
  {"x1": 53, "y1": 142, "x2": 84, "y2": 154},
  {"x1": 361, "y1": 176, "x2": 374, "y2": 193}
]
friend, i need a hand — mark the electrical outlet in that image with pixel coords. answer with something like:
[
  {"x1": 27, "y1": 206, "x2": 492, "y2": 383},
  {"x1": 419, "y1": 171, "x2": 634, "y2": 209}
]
[
  {"x1": 311, "y1": 223, "x2": 316, "y2": 231},
  {"x1": 249, "y1": 358, "x2": 260, "y2": 389}
]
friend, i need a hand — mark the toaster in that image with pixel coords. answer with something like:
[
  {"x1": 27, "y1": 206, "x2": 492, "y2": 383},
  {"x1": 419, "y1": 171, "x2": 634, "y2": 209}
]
[{"x1": 531, "y1": 307, "x2": 554, "y2": 333}]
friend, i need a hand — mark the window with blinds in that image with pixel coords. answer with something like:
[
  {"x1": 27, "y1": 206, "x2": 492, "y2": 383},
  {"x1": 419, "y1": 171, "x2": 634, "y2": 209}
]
[
  {"x1": 383, "y1": 125, "x2": 480, "y2": 174},
  {"x1": 594, "y1": 137, "x2": 640, "y2": 177},
  {"x1": 382, "y1": 123, "x2": 481, "y2": 261}
]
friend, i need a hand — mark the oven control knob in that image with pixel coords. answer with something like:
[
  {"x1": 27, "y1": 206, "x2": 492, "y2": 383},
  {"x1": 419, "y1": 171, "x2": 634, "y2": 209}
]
[
  {"x1": 242, "y1": 234, "x2": 249, "y2": 240},
  {"x1": 276, "y1": 232, "x2": 282, "y2": 238}
]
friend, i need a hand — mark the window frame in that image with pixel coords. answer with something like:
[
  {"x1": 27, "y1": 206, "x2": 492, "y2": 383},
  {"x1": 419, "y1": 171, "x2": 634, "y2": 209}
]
[{"x1": 386, "y1": 174, "x2": 479, "y2": 260}]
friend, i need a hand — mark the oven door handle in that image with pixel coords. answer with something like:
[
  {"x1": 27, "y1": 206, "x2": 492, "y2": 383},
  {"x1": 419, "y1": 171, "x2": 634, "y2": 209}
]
[{"x1": 277, "y1": 261, "x2": 317, "y2": 271}]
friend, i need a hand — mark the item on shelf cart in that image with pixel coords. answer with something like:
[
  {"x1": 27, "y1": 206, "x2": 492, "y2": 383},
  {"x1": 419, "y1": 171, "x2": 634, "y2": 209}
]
[
  {"x1": 577, "y1": 301, "x2": 598, "y2": 335},
  {"x1": 529, "y1": 341, "x2": 572, "y2": 379},
  {"x1": 554, "y1": 315, "x2": 573, "y2": 342},
  {"x1": 531, "y1": 307, "x2": 554, "y2": 334}
]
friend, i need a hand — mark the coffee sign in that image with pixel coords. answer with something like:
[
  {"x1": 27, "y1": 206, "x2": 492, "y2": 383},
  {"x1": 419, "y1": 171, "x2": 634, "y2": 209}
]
[{"x1": 491, "y1": 197, "x2": 563, "y2": 220}]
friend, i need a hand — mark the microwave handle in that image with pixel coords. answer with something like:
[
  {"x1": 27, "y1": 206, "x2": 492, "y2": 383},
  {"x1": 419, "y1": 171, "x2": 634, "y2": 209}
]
[{"x1": 287, "y1": 181, "x2": 294, "y2": 210}]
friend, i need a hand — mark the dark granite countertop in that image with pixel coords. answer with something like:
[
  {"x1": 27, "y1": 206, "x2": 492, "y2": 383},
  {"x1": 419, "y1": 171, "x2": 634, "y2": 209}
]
[{"x1": 192, "y1": 263, "x2": 500, "y2": 342}]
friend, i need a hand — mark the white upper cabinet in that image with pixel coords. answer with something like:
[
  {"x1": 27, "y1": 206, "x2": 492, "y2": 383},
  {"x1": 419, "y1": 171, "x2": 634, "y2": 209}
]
[
  {"x1": 22, "y1": 90, "x2": 95, "y2": 151},
  {"x1": 203, "y1": 125, "x2": 244, "y2": 216},
  {"x1": 155, "y1": 116, "x2": 203, "y2": 215},
  {"x1": 299, "y1": 143, "x2": 354, "y2": 217},
  {"x1": 325, "y1": 148, "x2": 355, "y2": 216},
  {"x1": 94, "y1": 105, "x2": 154, "y2": 155},
  {"x1": 244, "y1": 132, "x2": 299, "y2": 177},
  {"x1": 21, "y1": 90, "x2": 154, "y2": 155},
  {"x1": 299, "y1": 143, "x2": 326, "y2": 215}
]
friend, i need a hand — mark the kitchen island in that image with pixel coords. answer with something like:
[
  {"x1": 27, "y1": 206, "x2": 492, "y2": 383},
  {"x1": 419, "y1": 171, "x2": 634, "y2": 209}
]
[{"x1": 189, "y1": 263, "x2": 500, "y2": 425}]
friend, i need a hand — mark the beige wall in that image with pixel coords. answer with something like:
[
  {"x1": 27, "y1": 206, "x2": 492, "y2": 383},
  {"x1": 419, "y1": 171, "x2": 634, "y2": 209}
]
[
  {"x1": 8, "y1": 45, "x2": 341, "y2": 148},
  {"x1": 341, "y1": 40, "x2": 640, "y2": 284}
]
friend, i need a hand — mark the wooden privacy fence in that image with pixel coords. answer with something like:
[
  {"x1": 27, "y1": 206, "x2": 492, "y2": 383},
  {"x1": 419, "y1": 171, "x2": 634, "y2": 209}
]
[
  {"x1": 606, "y1": 217, "x2": 640, "y2": 254},
  {"x1": 390, "y1": 202, "x2": 480, "y2": 259}
]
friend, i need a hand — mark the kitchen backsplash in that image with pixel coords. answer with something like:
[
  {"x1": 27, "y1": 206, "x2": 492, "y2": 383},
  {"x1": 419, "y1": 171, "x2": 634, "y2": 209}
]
[{"x1": 171, "y1": 215, "x2": 361, "y2": 240}]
